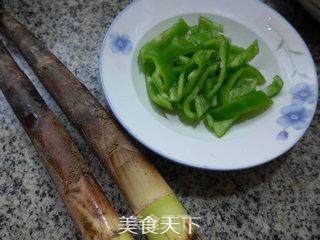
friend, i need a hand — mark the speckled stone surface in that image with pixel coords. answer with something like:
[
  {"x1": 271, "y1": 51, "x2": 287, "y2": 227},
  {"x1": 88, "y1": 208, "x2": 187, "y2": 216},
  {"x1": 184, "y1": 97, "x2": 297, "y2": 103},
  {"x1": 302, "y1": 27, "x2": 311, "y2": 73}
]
[{"x1": 0, "y1": 0, "x2": 319, "y2": 239}]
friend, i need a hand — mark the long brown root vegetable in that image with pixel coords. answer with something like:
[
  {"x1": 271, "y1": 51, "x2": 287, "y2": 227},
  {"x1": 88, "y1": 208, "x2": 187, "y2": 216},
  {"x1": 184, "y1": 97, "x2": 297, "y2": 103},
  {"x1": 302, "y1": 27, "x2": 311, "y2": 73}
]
[
  {"x1": 0, "y1": 41, "x2": 132, "y2": 240},
  {"x1": 0, "y1": 10, "x2": 195, "y2": 239}
]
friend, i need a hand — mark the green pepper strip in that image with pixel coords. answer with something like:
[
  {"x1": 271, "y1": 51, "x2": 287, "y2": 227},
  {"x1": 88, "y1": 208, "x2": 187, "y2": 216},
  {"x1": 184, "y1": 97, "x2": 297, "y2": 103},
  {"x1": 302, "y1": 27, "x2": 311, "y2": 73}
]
[
  {"x1": 164, "y1": 17, "x2": 225, "y2": 64},
  {"x1": 202, "y1": 38, "x2": 245, "y2": 55},
  {"x1": 139, "y1": 18, "x2": 190, "y2": 71},
  {"x1": 169, "y1": 71, "x2": 186, "y2": 102},
  {"x1": 185, "y1": 64, "x2": 203, "y2": 96},
  {"x1": 163, "y1": 37, "x2": 200, "y2": 63},
  {"x1": 173, "y1": 65, "x2": 186, "y2": 75},
  {"x1": 151, "y1": 18, "x2": 190, "y2": 50},
  {"x1": 206, "y1": 36, "x2": 230, "y2": 98},
  {"x1": 217, "y1": 67, "x2": 244, "y2": 105},
  {"x1": 198, "y1": 16, "x2": 214, "y2": 36},
  {"x1": 186, "y1": 32, "x2": 212, "y2": 46},
  {"x1": 181, "y1": 62, "x2": 220, "y2": 121},
  {"x1": 208, "y1": 71, "x2": 262, "y2": 136},
  {"x1": 209, "y1": 90, "x2": 273, "y2": 121},
  {"x1": 210, "y1": 95, "x2": 220, "y2": 108},
  {"x1": 264, "y1": 75, "x2": 284, "y2": 97},
  {"x1": 180, "y1": 62, "x2": 219, "y2": 120},
  {"x1": 228, "y1": 40, "x2": 259, "y2": 71},
  {"x1": 142, "y1": 48, "x2": 175, "y2": 92},
  {"x1": 204, "y1": 115, "x2": 236, "y2": 138},
  {"x1": 198, "y1": 16, "x2": 224, "y2": 35},
  {"x1": 190, "y1": 25, "x2": 199, "y2": 34},
  {"x1": 170, "y1": 50, "x2": 214, "y2": 102},
  {"x1": 146, "y1": 76, "x2": 173, "y2": 110},
  {"x1": 229, "y1": 77, "x2": 258, "y2": 101},
  {"x1": 182, "y1": 93, "x2": 198, "y2": 122},
  {"x1": 242, "y1": 64, "x2": 266, "y2": 85},
  {"x1": 175, "y1": 50, "x2": 215, "y2": 74},
  {"x1": 194, "y1": 95, "x2": 208, "y2": 119},
  {"x1": 196, "y1": 62, "x2": 220, "y2": 93},
  {"x1": 176, "y1": 55, "x2": 191, "y2": 66},
  {"x1": 208, "y1": 70, "x2": 260, "y2": 137}
]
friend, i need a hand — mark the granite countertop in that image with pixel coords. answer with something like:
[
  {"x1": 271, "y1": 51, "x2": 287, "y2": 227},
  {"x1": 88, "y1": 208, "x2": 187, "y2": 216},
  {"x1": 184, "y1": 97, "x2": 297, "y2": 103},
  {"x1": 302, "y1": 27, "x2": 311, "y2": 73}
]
[{"x1": 0, "y1": 0, "x2": 319, "y2": 239}]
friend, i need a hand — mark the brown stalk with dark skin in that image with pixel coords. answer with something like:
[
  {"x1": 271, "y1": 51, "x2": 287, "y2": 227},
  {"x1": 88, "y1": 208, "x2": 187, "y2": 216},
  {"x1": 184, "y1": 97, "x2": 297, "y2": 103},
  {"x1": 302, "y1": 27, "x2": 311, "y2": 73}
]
[
  {"x1": 0, "y1": 10, "x2": 172, "y2": 213},
  {"x1": 0, "y1": 10, "x2": 195, "y2": 239},
  {"x1": 0, "y1": 41, "x2": 132, "y2": 240}
]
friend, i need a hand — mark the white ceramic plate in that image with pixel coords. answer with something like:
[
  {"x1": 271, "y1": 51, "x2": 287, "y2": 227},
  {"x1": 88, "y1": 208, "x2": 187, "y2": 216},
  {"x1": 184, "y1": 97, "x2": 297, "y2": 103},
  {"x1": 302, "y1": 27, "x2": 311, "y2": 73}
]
[{"x1": 100, "y1": 0, "x2": 318, "y2": 170}]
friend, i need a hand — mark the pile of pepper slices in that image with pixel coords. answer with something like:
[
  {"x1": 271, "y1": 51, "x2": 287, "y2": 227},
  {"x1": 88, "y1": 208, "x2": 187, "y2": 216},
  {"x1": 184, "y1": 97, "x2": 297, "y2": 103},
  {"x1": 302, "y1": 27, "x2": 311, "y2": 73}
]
[{"x1": 139, "y1": 17, "x2": 283, "y2": 137}]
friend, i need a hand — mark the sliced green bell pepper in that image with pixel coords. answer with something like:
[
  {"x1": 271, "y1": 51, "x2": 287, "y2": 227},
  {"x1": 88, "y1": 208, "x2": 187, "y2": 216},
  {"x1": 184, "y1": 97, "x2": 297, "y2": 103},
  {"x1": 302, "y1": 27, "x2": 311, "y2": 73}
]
[
  {"x1": 195, "y1": 62, "x2": 220, "y2": 94},
  {"x1": 170, "y1": 50, "x2": 214, "y2": 102},
  {"x1": 206, "y1": 36, "x2": 230, "y2": 98},
  {"x1": 229, "y1": 77, "x2": 258, "y2": 101},
  {"x1": 198, "y1": 16, "x2": 224, "y2": 35},
  {"x1": 182, "y1": 93, "x2": 198, "y2": 122},
  {"x1": 202, "y1": 38, "x2": 245, "y2": 55},
  {"x1": 150, "y1": 18, "x2": 190, "y2": 50},
  {"x1": 180, "y1": 62, "x2": 220, "y2": 121},
  {"x1": 204, "y1": 115, "x2": 236, "y2": 138},
  {"x1": 217, "y1": 67, "x2": 244, "y2": 105},
  {"x1": 209, "y1": 90, "x2": 273, "y2": 120},
  {"x1": 140, "y1": 16, "x2": 284, "y2": 138},
  {"x1": 169, "y1": 71, "x2": 186, "y2": 102},
  {"x1": 194, "y1": 95, "x2": 208, "y2": 119},
  {"x1": 190, "y1": 25, "x2": 199, "y2": 34},
  {"x1": 186, "y1": 32, "x2": 212, "y2": 46},
  {"x1": 264, "y1": 75, "x2": 284, "y2": 97},
  {"x1": 242, "y1": 64, "x2": 266, "y2": 85},
  {"x1": 139, "y1": 18, "x2": 190, "y2": 71},
  {"x1": 141, "y1": 48, "x2": 175, "y2": 92},
  {"x1": 228, "y1": 40, "x2": 259, "y2": 71},
  {"x1": 163, "y1": 37, "x2": 200, "y2": 63},
  {"x1": 175, "y1": 55, "x2": 191, "y2": 66},
  {"x1": 146, "y1": 76, "x2": 173, "y2": 110}
]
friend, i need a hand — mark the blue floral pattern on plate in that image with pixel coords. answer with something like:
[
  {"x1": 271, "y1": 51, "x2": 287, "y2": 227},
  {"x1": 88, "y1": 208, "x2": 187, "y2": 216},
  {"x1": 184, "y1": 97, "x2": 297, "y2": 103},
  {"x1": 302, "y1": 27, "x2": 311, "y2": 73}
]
[
  {"x1": 269, "y1": 24, "x2": 316, "y2": 140},
  {"x1": 277, "y1": 130, "x2": 289, "y2": 140},
  {"x1": 109, "y1": 33, "x2": 133, "y2": 55},
  {"x1": 277, "y1": 104, "x2": 313, "y2": 130},
  {"x1": 276, "y1": 82, "x2": 316, "y2": 140},
  {"x1": 290, "y1": 83, "x2": 317, "y2": 104}
]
